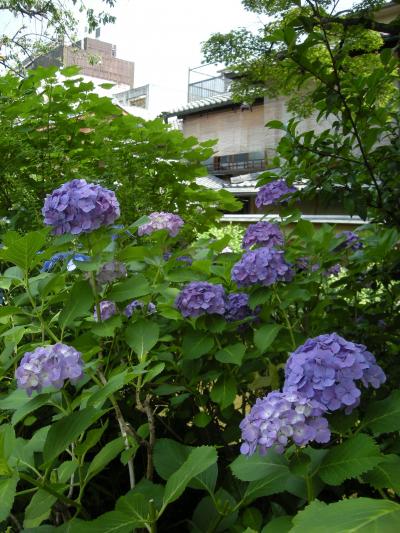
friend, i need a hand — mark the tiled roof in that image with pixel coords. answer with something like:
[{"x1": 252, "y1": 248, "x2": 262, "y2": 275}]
[
  {"x1": 221, "y1": 214, "x2": 366, "y2": 225},
  {"x1": 196, "y1": 175, "x2": 225, "y2": 190},
  {"x1": 163, "y1": 93, "x2": 233, "y2": 117}
]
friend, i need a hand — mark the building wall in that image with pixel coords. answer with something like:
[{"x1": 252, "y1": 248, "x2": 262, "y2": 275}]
[
  {"x1": 182, "y1": 98, "x2": 332, "y2": 162},
  {"x1": 63, "y1": 39, "x2": 134, "y2": 87},
  {"x1": 182, "y1": 103, "x2": 266, "y2": 157}
]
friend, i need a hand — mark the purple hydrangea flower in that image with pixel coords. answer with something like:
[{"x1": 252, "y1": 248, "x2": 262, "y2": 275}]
[
  {"x1": 124, "y1": 300, "x2": 156, "y2": 317},
  {"x1": 40, "y1": 252, "x2": 90, "y2": 273},
  {"x1": 15, "y1": 343, "x2": 83, "y2": 396},
  {"x1": 138, "y1": 212, "x2": 184, "y2": 237},
  {"x1": 175, "y1": 282, "x2": 226, "y2": 318},
  {"x1": 96, "y1": 261, "x2": 127, "y2": 285},
  {"x1": 295, "y1": 257, "x2": 320, "y2": 273},
  {"x1": 42, "y1": 179, "x2": 120, "y2": 235},
  {"x1": 324, "y1": 264, "x2": 341, "y2": 277},
  {"x1": 225, "y1": 293, "x2": 259, "y2": 322},
  {"x1": 240, "y1": 390, "x2": 330, "y2": 456},
  {"x1": 231, "y1": 247, "x2": 293, "y2": 288},
  {"x1": 94, "y1": 300, "x2": 118, "y2": 321},
  {"x1": 283, "y1": 333, "x2": 386, "y2": 413},
  {"x1": 255, "y1": 179, "x2": 296, "y2": 209},
  {"x1": 335, "y1": 231, "x2": 362, "y2": 251},
  {"x1": 242, "y1": 222, "x2": 284, "y2": 250}
]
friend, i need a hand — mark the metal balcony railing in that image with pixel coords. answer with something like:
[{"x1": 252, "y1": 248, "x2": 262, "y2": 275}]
[{"x1": 206, "y1": 158, "x2": 266, "y2": 175}]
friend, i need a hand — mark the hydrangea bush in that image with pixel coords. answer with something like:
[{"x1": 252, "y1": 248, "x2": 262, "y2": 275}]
[{"x1": 0, "y1": 181, "x2": 398, "y2": 531}]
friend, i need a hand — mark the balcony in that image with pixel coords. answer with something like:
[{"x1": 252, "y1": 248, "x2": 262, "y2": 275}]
[{"x1": 206, "y1": 158, "x2": 266, "y2": 176}]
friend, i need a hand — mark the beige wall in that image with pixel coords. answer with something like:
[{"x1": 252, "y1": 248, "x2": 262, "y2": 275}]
[
  {"x1": 183, "y1": 103, "x2": 266, "y2": 156},
  {"x1": 182, "y1": 97, "x2": 332, "y2": 161}
]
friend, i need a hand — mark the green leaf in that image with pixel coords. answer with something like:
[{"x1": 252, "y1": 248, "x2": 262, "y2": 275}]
[
  {"x1": 108, "y1": 275, "x2": 150, "y2": 302},
  {"x1": 254, "y1": 324, "x2": 281, "y2": 353},
  {"x1": 0, "y1": 306, "x2": 24, "y2": 318},
  {"x1": 87, "y1": 371, "x2": 129, "y2": 408},
  {"x1": 0, "y1": 230, "x2": 47, "y2": 271},
  {"x1": 23, "y1": 489, "x2": 57, "y2": 528},
  {"x1": 363, "y1": 390, "x2": 400, "y2": 435},
  {"x1": 59, "y1": 280, "x2": 94, "y2": 328},
  {"x1": 91, "y1": 315, "x2": 122, "y2": 337},
  {"x1": 215, "y1": 342, "x2": 246, "y2": 365},
  {"x1": 182, "y1": 331, "x2": 214, "y2": 360},
  {"x1": 43, "y1": 407, "x2": 105, "y2": 463},
  {"x1": 230, "y1": 450, "x2": 288, "y2": 482},
  {"x1": 319, "y1": 434, "x2": 382, "y2": 485},
  {"x1": 362, "y1": 455, "x2": 400, "y2": 494},
  {"x1": 261, "y1": 516, "x2": 293, "y2": 533},
  {"x1": 153, "y1": 438, "x2": 217, "y2": 493},
  {"x1": 0, "y1": 473, "x2": 19, "y2": 521},
  {"x1": 125, "y1": 319, "x2": 159, "y2": 358},
  {"x1": 11, "y1": 393, "x2": 51, "y2": 426},
  {"x1": 162, "y1": 446, "x2": 217, "y2": 509},
  {"x1": 85, "y1": 438, "x2": 125, "y2": 482},
  {"x1": 291, "y1": 498, "x2": 400, "y2": 532},
  {"x1": 210, "y1": 374, "x2": 236, "y2": 409}
]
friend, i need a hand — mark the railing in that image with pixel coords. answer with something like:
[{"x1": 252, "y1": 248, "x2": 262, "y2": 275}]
[{"x1": 206, "y1": 158, "x2": 266, "y2": 175}]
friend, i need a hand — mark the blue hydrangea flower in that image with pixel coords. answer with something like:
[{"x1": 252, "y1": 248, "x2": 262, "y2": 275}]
[
  {"x1": 225, "y1": 293, "x2": 259, "y2": 322},
  {"x1": 42, "y1": 179, "x2": 120, "y2": 235},
  {"x1": 41, "y1": 252, "x2": 90, "y2": 273},
  {"x1": 283, "y1": 333, "x2": 386, "y2": 413},
  {"x1": 255, "y1": 179, "x2": 296, "y2": 209},
  {"x1": 324, "y1": 264, "x2": 341, "y2": 277},
  {"x1": 175, "y1": 282, "x2": 226, "y2": 318},
  {"x1": 231, "y1": 247, "x2": 293, "y2": 287},
  {"x1": 15, "y1": 343, "x2": 83, "y2": 396},
  {"x1": 94, "y1": 300, "x2": 118, "y2": 321},
  {"x1": 124, "y1": 300, "x2": 156, "y2": 317},
  {"x1": 335, "y1": 231, "x2": 362, "y2": 251},
  {"x1": 240, "y1": 390, "x2": 330, "y2": 456},
  {"x1": 242, "y1": 222, "x2": 284, "y2": 250},
  {"x1": 138, "y1": 212, "x2": 184, "y2": 237}
]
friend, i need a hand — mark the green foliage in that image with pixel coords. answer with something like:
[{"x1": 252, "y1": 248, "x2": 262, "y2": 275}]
[
  {"x1": 0, "y1": 67, "x2": 240, "y2": 232},
  {"x1": 203, "y1": 0, "x2": 400, "y2": 225}
]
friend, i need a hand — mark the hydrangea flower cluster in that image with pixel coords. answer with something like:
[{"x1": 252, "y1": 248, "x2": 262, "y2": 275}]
[
  {"x1": 242, "y1": 222, "x2": 284, "y2": 250},
  {"x1": 283, "y1": 333, "x2": 386, "y2": 412},
  {"x1": 324, "y1": 264, "x2": 341, "y2": 277},
  {"x1": 231, "y1": 247, "x2": 293, "y2": 287},
  {"x1": 295, "y1": 257, "x2": 320, "y2": 273},
  {"x1": 94, "y1": 300, "x2": 117, "y2": 321},
  {"x1": 225, "y1": 293, "x2": 259, "y2": 322},
  {"x1": 175, "y1": 282, "x2": 226, "y2": 318},
  {"x1": 255, "y1": 179, "x2": 296, "y2": 209},
  {"x1": 16, "y1": 343, "x2": 83, "y2": 396},
  {"x1": 42, "y1": 179, "x2": 120, "y2": 235},
  {"x1": 124, "y1": 300, "x2": 156, "y2": 317},
  {"x1": 41, "y1": 252, "x2": 90, "y2": 273},
  {"x1": 96, "y1": 261, "x2": 127, "y2": 285},
  {"x1": 240, "y1": 390, "x2": 330, "y2": 456},
  {"x1": 138, "y1": 212, "x2": 184, "y2": 237},
  {"x1": 336, "y1": 231, "x2": 362, "y2": 251}
]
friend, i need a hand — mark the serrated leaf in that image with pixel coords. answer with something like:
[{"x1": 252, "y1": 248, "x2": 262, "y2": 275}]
[
  {"x1": 108, "y1": 275, "x2": 150, "y2": 302},
  {"x1": 363, "y1": 455, "x2": 400, "y2": 494},
  {"x1": 210, "y1": 374, "x2": 236, "y2": 409},
  {"x1": 0, "y1": 473, "x2": 19, "y2": 521},
  {"x1": 125, "y1": 319, "x2": 159, "y2": 358},
  {"x1": 291, "y1": 497, "x2": 400, "y2": 532},
  {"x1": 215, "y1": 343, "x2": 245, "y2": 365},
  {"x1": 363, "y1": 390, "x2": 400, "y2": 435},
  {"x1": 87, "y1": 371, "x2": 129, "y2": 408},
  {"x1": 43, "y1": 407, "x2": 105, "y2": 463},
  {"x1": 59, "y1": 280, "x2": 94, "y2": 328},
  {"x1": 254, "y1": 324, "x2": 281, "y2": 353},
  {"x1": 230, "y1": 450, "x2": 288, "y2": 482},
  {"x1": 162, "y1": 446, "x2": 217, "y2": 509},
  {"x1": 319, "y1": 434, "x2": 382, "y2": 485},
  {"x1": 0, "y1": 230, "x2": 47, "y2": 271},
  {"x1": 23, "y1": 489, "x2": 57, "y2": 528},
  {"x1": 182, "y1": 331, "x2": 214, "y2": 360}
]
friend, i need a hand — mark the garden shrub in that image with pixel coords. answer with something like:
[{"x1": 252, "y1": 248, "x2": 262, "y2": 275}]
[{"x1": 0, "y1": 176, "x2": 399, "y2": 531}]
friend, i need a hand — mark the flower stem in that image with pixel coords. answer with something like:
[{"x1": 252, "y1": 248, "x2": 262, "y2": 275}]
[{"x1": 306, "y1": 475, "x2": 314, "y2": 502}]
